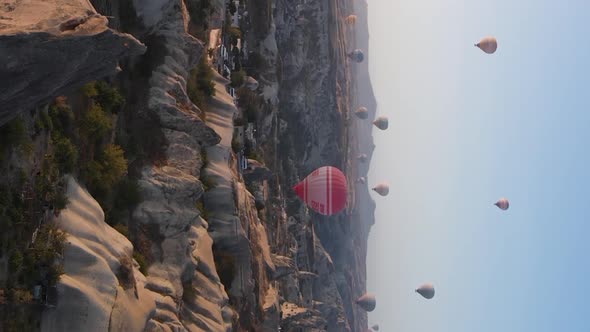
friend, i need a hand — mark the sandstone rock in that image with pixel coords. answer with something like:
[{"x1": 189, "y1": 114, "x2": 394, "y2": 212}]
[
  {"x1": 41, "y1": 177, "x2": 157, "y2": 332},
  {"x1": 0, "y1": 0, "x2": 146, "y2": 125}
]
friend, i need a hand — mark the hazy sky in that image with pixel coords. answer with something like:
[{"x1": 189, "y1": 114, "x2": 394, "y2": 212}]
[{"x1": 366, "y1": 0, "x2": 590, "y2": 331}]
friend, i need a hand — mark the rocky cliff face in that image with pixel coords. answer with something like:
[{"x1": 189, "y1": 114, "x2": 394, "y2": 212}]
[
  {"x1": 123, "y1": 1, "x2": 235, "y2": 331},
  {"x1": 0, "y1": 0, "x2": 146, "y2": 126}
]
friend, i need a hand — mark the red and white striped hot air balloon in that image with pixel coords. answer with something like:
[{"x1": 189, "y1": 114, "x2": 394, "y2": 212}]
[{"x1": 293, "y1": 166, "x2": 348, "y2": 216}]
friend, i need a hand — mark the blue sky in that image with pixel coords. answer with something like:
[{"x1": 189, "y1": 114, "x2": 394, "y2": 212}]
[{"x1": 366, "y1": 0, "x2": 590, "y2": 331}]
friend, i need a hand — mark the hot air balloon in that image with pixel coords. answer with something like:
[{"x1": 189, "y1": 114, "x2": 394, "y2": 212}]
[
  {"x1": 372, "y1": 183, "x2": 389, "y2": 196},
  {"x1": 355, "y1": 293, "x2": 376, "y2": 312},
  {"x1": 354, "y1": 107, "x2": 368, "y2": 119},
  {"x1": 475, "y1": 36, "x2": 498, "y2": 54},
  {"x1": 293, "y1": 166, "x2": 348, "y2": 215},
  {"x1": 416, "y1": 283, "x2": 435, "y2": 299},
  {"x1": 357, "y1": 154, "x2": 368, "y2": 163},
  {"x1": 371, "y1": 324, "x2": 380, "y2": 331},
  {"x1": 347, "y1": 49, "x2": 364, "y2": 63},
  {"x1": 244, "y1": 76, "x2": 259, "y2": 91},
  {"x1": 345, "y1": 14, "x2": 357, "y2": 25},
  {"x1": 494, "y1": 198, "x2": 509, "y2": 210},
  {"x1": 356, "y1": 177, "x2": 366, "y2": 184},
  {"x1": 373, "y1": 116, "x2": 388, "y2": 130}
]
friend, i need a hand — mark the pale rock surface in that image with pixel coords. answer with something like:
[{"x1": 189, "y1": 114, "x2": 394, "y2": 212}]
[{"x1": 41, "y1": 177, "x2": 157, "y2": 332}]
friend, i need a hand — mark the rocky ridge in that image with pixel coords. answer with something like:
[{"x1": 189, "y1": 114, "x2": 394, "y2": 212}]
[{"x1": 0, "y1": 0, "x2": 146, "y2": 126}]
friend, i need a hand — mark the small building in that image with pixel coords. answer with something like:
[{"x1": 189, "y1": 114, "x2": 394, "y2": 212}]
[
  {"x1": 240, "y1": 154, "x2": 248, "y2": 170},
  {"x1": 245, "y1": 123, "x2": 256, "y2": 147},
  {"x1": 242, "y1": 41, "x2": 249, "y2": 61},
  {"x1": 33, "y1": 285, "x2": 42, "y2": 301}
]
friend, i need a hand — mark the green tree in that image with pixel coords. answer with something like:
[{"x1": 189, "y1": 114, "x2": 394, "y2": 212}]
[
  {"x1": 231, "y1": 70, "x2": 246, "y2": 87},
  {"x1": 80, "y1": 104, "x2": 112, "y2": 143},
  {"x1": 81, "y1": 82, "x2": 98, "y2": 97},
  {"x1": 94, "y1": 81, "x2": 125, "y2": 113},
  {"x1": 187, "y1": 57, "x2": 216, "y2": 107},
  {"x1": 8, "y1": 251, "x2": 23, "y2": 272},
  {"x1": 53, "y1": 135, "x2": 78, "y2": 173},
  {"x1": 133, "y1": 251, "x2": 148, "y2": 275},
  {"x1": 48, "y1": 103, "x2": 74, "y2": 136},
  {"x1": 100, "y1": 144, "x2": 128, "y2": 187}
]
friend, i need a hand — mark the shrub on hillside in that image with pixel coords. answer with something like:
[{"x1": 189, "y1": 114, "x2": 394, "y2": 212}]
[
  {"x1": 187, "y1": 57, "x2": 216, "y2": 108},
  {"x1": 133, "y1": 251, "x2": 148, "y2": 275},
  {"x1": 81, "y1": 82, "x2": 98, "y2": 98},
  {"x1": 80, "y1": 104, "x2": 112, "y2": 143},
  {"x1": 48, "y1": 103, "x2": 74, "y2": 136},
  {"x1": 94, "y1": 81, "x2": 125, "y2": 113},
  {"x1": 52, "y1": 135, "x2": 78, "y2": 174},
  {"x1": 230, "y1": 70, "x2": 246, "y2": 87}
]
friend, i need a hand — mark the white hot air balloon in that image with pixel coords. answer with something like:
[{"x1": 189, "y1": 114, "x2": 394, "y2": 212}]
[
  {"x1": 373, "y1": 116, "x2": 388, "y2": 130},
  {"x1": 475, "y1": 36, "x2": 498, "y2": 54},
  {"x1": 416, "y1": 283, "x2": 435, "y2": 299},
  {"x1": 357, "y1": 154, "x2": 368, "y2": 163},
  {"x1": 354, "y1": 107, "x2": 369, "y2": 119},
  {"x1": 372, "y1": 183, "x2": 389, "y2": 196},
  {"x1": 494, "y1": 198, "x2": 509, "y2": 210},
  {"x1": 355, "y1": 293, "x2": 376, "y2": 312}
]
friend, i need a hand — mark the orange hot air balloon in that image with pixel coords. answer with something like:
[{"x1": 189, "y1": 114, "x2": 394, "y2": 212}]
[
  {"x1": 293, "y1": 166, "x2": 348, "y2": 215},
  {"x1": 475, "y1": 36, "x2": 498, "y2": 54},
  {"x1": 345, "y1": 15, "x2": 357, "y2": 25}
]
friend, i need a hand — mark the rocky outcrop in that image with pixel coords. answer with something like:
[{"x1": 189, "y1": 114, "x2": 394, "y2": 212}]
[
  {"x1": 281, "y1": 302, "x2": 328, "y2": 331},
  {"x1": 200, "y1": 70, "x2": 276, "y2": 330},
  {"x1": 128, "y1": 1, "x2": 232, "y2": 331},
  {"x1": 252, "y1": 0, "x2": 377, "y2": 331},
  {"x1": 42, "y1": 177, "x2": 157, "y2": 332},
  {"x1": 0, "y1": 0, "x2": 146, "y2": 126}
]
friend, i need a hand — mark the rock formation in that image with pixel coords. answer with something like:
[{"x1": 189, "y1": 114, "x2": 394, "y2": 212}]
[
  {"x1": 42, "y1": 177, "x2": 157, "y2": 332},
  {"x1": 0, "y1": 0, "x2": 146, "y2": 126}
]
